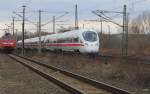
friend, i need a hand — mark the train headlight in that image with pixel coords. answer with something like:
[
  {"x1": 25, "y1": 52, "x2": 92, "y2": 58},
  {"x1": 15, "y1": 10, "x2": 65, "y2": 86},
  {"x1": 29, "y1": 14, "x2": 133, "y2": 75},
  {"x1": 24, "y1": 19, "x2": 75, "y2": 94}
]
[{"x1": 95, "y1": 43, "x2": 99, "y2": 46}]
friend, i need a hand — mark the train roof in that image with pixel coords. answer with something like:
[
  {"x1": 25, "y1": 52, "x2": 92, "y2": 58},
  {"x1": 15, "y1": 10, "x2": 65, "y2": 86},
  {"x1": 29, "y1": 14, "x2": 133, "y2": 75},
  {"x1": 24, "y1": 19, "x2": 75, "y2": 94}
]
[
  {"x1": 44, "y1": 29, "x2": 96, "y2": 40},
  {"x1": 1, "y1": 33, "x2": 12, "y2": 37},
  {"x1": 18, "y1": 29, "x2": 96, "y2": 43}
]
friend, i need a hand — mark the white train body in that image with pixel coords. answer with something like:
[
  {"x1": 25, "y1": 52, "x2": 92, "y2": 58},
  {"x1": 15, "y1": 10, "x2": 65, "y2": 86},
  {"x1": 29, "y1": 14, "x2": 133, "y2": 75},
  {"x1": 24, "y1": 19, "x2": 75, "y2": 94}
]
[{"x1": 17, "y1": 29, "x2": 99, "y2": 53}]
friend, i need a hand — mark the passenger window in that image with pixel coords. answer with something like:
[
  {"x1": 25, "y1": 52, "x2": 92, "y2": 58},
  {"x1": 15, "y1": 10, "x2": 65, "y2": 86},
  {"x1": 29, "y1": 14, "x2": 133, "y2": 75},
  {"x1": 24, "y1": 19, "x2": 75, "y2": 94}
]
[
  {"x1": 73, "y1": 38, "x2": 79, "y2": 43},
  {"x1": 46, "y1": 40, "x2": 49, "y2": 43},
  {"x1": 64, "y1": 38, "x2": 72, "y2": 43},
  {"x1": 54, "y1": 40, "x2": 57, "y2": 43}
]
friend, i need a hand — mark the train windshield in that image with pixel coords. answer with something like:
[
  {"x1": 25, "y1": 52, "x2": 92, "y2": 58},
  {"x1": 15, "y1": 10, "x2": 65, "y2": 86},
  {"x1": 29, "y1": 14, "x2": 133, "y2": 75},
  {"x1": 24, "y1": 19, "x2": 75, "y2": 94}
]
[
  {"x1": 3, "y1": 33, "x2": 13, "y2": 40},
  {"x1": 82, "y1": 31, "x2": 97, "y2": 42}
]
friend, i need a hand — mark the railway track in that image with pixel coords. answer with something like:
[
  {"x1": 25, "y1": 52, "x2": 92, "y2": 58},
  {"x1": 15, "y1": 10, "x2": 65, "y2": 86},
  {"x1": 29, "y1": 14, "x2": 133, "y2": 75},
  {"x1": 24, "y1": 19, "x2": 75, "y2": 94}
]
[
  {"x1": 8, "y1": 54, "x2": 131, "y2": 94},
  {"x1": 17, "y1": 50, "x2": 150, "y2": 64},
  {"x1": 58, "y1": 51, "x2": 150, "y2": 63},
  {"x1": 98, "y1": 54, "x2": 150, "y2": 64},
  {"x1": 42, "y1": 51, "x2": 150, "y2": 63}
]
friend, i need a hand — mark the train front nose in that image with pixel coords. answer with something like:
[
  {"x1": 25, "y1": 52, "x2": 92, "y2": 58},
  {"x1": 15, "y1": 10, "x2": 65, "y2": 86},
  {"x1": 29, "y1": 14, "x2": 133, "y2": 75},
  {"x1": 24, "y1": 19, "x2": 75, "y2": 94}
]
[
  {"x1": 3, "y1": 42, "x2": 15, "y2": 48},
  {"x1": 85, "y1": 43, "x2": 99, "y2": 53}
]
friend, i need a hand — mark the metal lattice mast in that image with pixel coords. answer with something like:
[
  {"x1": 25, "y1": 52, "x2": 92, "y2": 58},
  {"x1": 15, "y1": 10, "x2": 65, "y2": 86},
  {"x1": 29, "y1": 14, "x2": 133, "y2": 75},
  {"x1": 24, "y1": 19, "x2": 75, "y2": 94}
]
[
  {"x1": 38, "y1": 10, "x2": 42, "y2": 53},
  {"x1": 53, "y1": 16, "x2": 56, "y2": 33},
  {"x1": 22, "y1": 5, "x2": 26, "y2": 56},
  {"x1": 12, "y1": 17, "x2": 15, "y2": 36},
  {"x1": 75, "y1": 4, "x2": 79, "y2": 30},
  {"x1": 122, "y1": 5, "x2": 128, "y2": 57}
]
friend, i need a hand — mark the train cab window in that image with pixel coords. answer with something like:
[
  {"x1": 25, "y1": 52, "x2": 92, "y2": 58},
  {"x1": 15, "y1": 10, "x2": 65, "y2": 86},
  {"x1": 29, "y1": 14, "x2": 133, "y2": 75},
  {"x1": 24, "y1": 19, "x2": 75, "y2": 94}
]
[
  {"x1": 82, "y1": 31, "x2": 97, "y2": 42},
  {"x1": 3, "y1": 33, "x2": 13, "y2": 40}
]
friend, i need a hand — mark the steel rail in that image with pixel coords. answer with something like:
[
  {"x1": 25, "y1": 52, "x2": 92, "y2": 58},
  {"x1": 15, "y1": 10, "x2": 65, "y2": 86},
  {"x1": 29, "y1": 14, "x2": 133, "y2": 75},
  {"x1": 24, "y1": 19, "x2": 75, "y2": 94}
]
[{"x1": 9, "y1": 54, "x2": 132, "y2": 94}]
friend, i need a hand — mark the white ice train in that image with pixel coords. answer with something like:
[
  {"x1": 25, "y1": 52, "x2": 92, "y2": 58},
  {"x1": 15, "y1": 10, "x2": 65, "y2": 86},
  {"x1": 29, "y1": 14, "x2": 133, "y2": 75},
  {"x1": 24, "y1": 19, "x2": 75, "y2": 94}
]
[{"x1": 17, "y1": 29, "x2": 99, "y2": 54}]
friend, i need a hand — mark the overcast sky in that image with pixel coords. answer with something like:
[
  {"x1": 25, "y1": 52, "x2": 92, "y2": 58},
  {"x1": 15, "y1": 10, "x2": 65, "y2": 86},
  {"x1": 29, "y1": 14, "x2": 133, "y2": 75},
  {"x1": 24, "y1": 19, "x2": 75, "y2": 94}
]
[
  {"x1": 0, "y1": 0, "x2": 149, "y2": 20},
  {"x1": 0, "y1": 0, "x2": 150, "y2": 35}
]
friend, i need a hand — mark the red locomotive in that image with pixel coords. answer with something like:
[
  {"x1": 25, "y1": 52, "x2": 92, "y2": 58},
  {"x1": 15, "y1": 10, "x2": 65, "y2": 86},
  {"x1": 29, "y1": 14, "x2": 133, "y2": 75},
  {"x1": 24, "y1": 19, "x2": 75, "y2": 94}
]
[{"x1": 0, "y1": 33, "x2": 16, "y2": 51}]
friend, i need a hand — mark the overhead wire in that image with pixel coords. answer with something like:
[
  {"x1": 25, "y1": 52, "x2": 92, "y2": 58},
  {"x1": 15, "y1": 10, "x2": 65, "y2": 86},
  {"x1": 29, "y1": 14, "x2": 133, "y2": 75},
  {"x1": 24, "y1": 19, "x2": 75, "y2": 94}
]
[
  {"x1": 42, "y1": 12, "x2": 69, "y2": 27},
  {"x1": 110, "y1": 0, "x2": 148, "y2": 11},
  {"x1": 13, "y1": 11, "x2": 37, "y2": 25},
  {"x1": 92, "y1": 0, "x2": 149, "y2": 28}
]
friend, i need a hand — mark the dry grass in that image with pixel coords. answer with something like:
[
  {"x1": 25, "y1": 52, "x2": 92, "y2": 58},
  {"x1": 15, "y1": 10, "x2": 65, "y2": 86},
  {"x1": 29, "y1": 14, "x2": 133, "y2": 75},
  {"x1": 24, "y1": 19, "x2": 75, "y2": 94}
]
[{"x1": 21, "y1": 51, "x2": 150, "y2": 94}]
